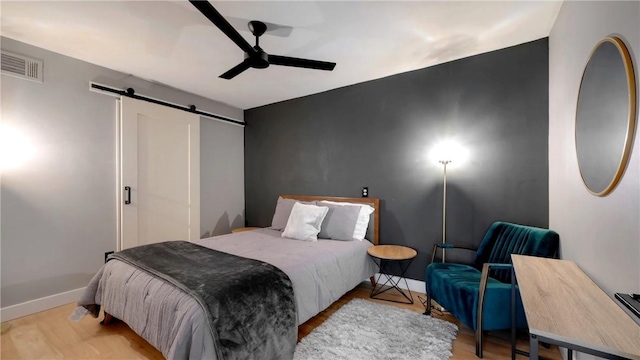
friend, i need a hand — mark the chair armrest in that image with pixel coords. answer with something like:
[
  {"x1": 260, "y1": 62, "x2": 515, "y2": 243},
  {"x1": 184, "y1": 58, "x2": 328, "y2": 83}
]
[
  {"x1": 430, "y1": 243, "x2": 478, "y2": 264},
  {"x1": 477, "y1": 262, "x2": 515, "y2": 344},
  {"x1": 482, "y1": 263, "x2": 513, "y2": 271},
  {"x1": 479, "y1": 263, "x2": 514, "y2": 302}
]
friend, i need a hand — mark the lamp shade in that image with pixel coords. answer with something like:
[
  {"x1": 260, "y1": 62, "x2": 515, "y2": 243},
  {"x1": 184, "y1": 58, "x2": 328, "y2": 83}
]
[{"x1": 429, "y1": 140, "x2": 468, "y2": 166}]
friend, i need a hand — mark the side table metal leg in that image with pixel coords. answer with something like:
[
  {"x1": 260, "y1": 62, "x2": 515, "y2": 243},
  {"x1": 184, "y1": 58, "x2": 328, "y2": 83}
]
[
  {"x1": 369, "y1": 257, "x2": 414, "y2": 304},
  {"x1": 401, "y1": 276, "x2": 414, "y2": 303},
  {"x1": 567, "y1": 348, "x2": 573, "y2": 359}
]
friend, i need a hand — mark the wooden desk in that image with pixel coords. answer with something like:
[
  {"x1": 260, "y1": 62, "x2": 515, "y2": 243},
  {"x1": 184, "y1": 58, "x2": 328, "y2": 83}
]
[{"x1": 512, "y1": 255, "x2": 640, "y2": 360}]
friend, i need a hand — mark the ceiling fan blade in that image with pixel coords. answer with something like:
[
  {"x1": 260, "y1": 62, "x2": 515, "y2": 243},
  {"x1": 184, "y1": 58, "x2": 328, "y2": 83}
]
[
  {"x1": 226, "y1": 16, "x2": 294, "y2": 38},
  {"x1": 219, "y1": 61, "x2": 251, "y2": 79},
  {"x1": 189, "y1": 0, "x2": 255, "y2": 55},
  {"x1": 269, "y1": 55, "x2": 336, "y2": 71}
]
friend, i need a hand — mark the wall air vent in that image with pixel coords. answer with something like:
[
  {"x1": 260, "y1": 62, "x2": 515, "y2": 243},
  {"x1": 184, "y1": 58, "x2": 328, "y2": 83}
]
[{"x1": 1, "y1": 50, "x2": 43, "y2": 83}]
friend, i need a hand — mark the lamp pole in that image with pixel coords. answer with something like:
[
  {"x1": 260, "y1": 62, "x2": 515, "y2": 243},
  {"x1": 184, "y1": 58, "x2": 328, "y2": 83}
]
[{"x1": 439, "y1": 159, "x2": 451, "y2": 263}]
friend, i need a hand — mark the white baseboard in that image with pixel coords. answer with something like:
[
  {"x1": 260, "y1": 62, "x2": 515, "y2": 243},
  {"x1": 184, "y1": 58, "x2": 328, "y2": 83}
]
[
  {"x1": 0, "y1": 287, "x2": 86, "y2": 322},
  {"x1": 372, "y1": 273, "x2": 426, "y2": 293}
]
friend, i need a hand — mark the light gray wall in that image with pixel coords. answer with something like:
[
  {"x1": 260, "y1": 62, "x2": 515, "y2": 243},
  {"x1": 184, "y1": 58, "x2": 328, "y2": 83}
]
[
  {"x1": 0, "y1": 37, "x2": 244, "y2": 307},
  {"x1": 200, "y1": 119, "x2": 245, "y2": 237},
  {"x1": 549, "y1": 1, "x2": 639, "y2": 351}
]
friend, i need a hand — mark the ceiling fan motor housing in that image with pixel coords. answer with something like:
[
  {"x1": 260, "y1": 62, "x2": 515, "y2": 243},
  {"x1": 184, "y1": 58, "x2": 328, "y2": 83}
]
[{"x1": 245, "y1": 49, "x2": 270, "y2": 69}]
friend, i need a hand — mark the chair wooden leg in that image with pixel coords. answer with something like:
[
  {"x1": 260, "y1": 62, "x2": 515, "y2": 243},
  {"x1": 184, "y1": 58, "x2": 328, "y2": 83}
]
[
  {"x1": 476, "y1": 264, "x2": 491, "y2": 358},
  {"x1": 476, "y1": 328, "x2": 483, "y2": 358},
  {"x1": 369, "y1": 276, "x2": 376, "y2": 287},
  {"x1": 424, "y1": 293, "x2": 432, "y2": 315}
]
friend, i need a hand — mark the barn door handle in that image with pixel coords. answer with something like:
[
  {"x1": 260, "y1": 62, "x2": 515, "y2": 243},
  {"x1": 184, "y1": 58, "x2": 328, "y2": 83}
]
[{"x1": 124, "y1": 186, "x2": 131, "y2": 204}]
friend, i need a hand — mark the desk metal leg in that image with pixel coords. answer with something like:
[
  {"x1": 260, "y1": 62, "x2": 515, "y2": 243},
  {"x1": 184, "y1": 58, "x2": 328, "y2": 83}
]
[
  {"x1": 511, "y1": 268, "x2": 542, "y2": 360},
  {"x1": 511, "y1": 267, "x2": 516, "y2": 360},
  {"x1": 532, "y1": 335, "x2": 626, "y2": 360},
  {"x1": 530, "y1": 334, "x2": 539, "y2": 360}
]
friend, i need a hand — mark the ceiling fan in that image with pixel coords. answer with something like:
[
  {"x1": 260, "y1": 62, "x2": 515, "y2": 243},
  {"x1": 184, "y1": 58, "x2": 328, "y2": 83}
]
[{"x1": 189, "y1": 0, "x2": 336, "y2": 79}]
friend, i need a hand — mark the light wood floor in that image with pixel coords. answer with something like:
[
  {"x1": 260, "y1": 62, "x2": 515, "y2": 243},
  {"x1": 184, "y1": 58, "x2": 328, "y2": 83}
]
[{"x1": 1, "y1": 283, "x2": 561, "y2": 359}]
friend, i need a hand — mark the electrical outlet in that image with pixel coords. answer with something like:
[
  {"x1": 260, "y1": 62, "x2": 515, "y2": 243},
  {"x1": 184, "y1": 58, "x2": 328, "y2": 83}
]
[
  {"x1": 362, "y1": 187, "x2": 369, "y2": 198},
  {"x1": 104, "y1": 251, "x2": 114, "y2": 263}
]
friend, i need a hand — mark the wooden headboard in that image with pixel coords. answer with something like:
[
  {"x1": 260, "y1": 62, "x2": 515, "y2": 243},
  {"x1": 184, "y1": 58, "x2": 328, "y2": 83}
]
[{"x1": 280, "y1": 195, "x2": 380, "y2": 245}]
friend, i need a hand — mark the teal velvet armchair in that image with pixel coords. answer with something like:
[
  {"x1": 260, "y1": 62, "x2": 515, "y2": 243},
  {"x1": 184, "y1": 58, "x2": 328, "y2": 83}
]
[{"x1": 424, "y1": 221, "x2": 559, "y2": 358}]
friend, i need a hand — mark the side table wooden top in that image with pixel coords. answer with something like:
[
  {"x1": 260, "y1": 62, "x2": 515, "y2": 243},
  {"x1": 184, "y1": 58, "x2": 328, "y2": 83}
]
[{"x1": 368, "y1": 245, "x2": 417, "y2": 260}]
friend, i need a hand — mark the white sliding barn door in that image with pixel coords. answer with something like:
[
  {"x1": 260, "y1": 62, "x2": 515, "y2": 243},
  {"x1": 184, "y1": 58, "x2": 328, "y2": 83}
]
[{"x1": 120, "y1": 97, "x2": 200, "y2": 250}]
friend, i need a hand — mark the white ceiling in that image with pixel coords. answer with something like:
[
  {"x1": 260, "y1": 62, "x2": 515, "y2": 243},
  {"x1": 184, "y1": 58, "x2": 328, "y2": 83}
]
[{"x1": 1, "y1": 1, "x2": 562, "y2": 110}]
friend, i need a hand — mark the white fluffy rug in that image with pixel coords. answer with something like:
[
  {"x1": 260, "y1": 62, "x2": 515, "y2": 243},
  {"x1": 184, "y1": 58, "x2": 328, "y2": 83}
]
[{"x1": 294, "y1": 299, "x2": 458, "y2": 360}]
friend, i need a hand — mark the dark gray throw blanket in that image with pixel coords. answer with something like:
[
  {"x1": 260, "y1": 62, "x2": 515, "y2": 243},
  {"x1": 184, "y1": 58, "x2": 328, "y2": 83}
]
[{"x1": 105, "y1": 241, "x2": 297, "y2": 360}]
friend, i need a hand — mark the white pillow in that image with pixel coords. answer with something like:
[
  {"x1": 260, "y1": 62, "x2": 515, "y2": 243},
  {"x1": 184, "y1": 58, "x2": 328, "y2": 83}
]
[
  {"x1": 282, "y1": 202, "x2": 329, "y2": 241},
  {"x1": 319, "y1": 201, "x2": 374, "y2": 240}
]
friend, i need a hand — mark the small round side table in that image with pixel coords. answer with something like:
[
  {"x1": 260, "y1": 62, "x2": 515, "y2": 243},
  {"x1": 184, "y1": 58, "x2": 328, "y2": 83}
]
[{"x1": 368, "y1": 245, "x2": 417, "y2": 304}]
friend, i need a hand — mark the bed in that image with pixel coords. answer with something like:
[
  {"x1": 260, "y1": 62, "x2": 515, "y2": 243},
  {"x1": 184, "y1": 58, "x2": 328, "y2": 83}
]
[{"x1": 77, "y1": 195, "x2": 380, "y2": 360}]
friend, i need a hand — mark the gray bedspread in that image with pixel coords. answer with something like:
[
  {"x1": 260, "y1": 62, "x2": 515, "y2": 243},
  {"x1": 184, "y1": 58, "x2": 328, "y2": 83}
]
[
  {"x1": 77, "y1": 229, "x2": 376, "y2": 359},
  {"x1": 108, "y1": 241, "x2": 296, "y2": 360}
]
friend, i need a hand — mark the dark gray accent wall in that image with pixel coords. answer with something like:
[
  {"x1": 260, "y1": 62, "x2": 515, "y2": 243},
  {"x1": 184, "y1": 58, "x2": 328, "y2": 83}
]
[{"x1": 245, "y1": 38, "x2": 549, "y2": 281}]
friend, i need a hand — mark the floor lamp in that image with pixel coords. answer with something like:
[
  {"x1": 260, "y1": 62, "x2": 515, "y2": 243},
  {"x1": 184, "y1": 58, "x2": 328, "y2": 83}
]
[
  {"x1": 432, "y1": 139, "x2": 465, "y2": 263},
  {"x1": 439, "y1": 158, "x2": 451, "y2": 263}
]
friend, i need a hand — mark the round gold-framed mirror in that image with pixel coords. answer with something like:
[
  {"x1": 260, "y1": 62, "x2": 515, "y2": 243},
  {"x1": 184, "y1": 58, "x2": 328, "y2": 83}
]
[{"x1": 575, "y1": 36, "x2": 637, "y2": 196}]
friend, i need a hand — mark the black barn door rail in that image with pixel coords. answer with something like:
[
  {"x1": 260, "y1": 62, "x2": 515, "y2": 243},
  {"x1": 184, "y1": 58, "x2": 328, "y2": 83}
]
[{"x1": 90, "y1": 82, "x2": 245, "y2": 126}]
